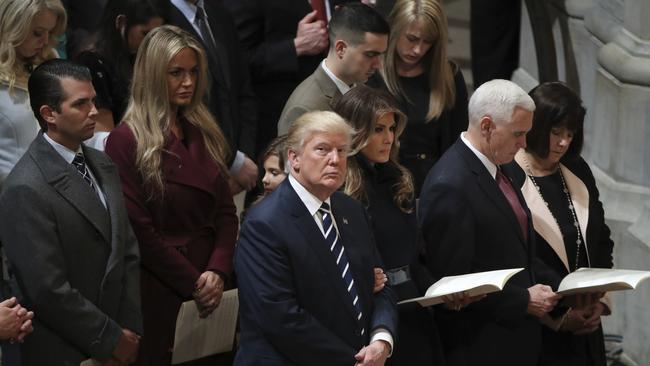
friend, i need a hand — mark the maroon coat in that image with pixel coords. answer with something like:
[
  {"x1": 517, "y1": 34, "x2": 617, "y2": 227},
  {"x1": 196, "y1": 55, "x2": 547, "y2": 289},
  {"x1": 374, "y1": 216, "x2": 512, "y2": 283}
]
[{"x1": 105, "y1": 121, "x2": 237, "y2": 365}]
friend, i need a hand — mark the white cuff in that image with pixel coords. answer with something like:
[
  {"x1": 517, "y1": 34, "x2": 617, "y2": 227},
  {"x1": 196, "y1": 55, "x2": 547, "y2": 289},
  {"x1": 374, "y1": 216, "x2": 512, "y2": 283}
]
[
  {"x1": 370, "y1": 328, "x2": 393, "y2": 357},
  {"x1": 228, "y1": 150, "x2": 246, "y2": 175}
]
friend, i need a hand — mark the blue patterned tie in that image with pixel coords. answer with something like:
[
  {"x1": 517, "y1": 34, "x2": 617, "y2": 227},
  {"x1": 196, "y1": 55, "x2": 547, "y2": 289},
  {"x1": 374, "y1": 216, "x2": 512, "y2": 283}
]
[
  {"x1": 71, "y1": 152, "x2": 95, "y2": 190},
  {"x1": 319, "y1": 202, "x2": 365, "y2": 335}
]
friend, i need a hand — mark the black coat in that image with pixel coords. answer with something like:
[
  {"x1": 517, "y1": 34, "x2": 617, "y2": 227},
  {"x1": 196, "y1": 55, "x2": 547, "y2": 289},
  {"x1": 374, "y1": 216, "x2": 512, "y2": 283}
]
[
  {"x1": 505, "y1": 155, "x2": 614, "y2": 366},
  {"x1": 356, "y1": 155, "x2": 444, "y2": 365},
  {"x1": 419, "y1": 139, "x2": 547, "y2": 366},
  {"x1": 222, "y1": 0, "x2": 354, "y2": 152}
]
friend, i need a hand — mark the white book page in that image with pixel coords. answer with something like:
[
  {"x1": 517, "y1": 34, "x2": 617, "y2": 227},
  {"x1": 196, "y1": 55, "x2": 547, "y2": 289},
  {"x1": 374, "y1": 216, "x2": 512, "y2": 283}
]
[
  {"x1": 171, "y1": 289, "x2": 239, "y2": 365},
  {"x1": 557, "y1": 268, "x2": 650, "y2": 295},
  {"x1": 399, "y1": 268, "x2": 524, "y2": 307}
]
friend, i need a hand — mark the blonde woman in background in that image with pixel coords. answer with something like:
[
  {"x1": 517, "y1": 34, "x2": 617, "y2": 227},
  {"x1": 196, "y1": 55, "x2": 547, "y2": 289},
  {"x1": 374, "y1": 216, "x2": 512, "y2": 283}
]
[
  {"x1": 105, "y1": 25, "x2": 237, "y2": 365},
  {"x1": 0, "y1": 0, "x2": 66, "y2": 185},
  {"x1": 370, "y1": 0, "x2": 468, "y2": 196}
]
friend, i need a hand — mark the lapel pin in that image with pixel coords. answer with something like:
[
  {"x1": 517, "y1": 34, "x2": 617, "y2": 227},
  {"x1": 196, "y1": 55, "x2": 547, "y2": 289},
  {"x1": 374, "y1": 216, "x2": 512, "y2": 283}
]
[{"x1": 342, "y1": 217, "x2": 348, "y2": 225}]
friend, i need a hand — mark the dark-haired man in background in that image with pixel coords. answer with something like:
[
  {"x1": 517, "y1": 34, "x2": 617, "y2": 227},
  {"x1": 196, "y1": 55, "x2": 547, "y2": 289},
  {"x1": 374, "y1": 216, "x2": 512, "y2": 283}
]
[
  {"x1": 0, "y1": 59, "x2": 142, "y2": 365},
  {"x1": 277, "y1": 3, "x2": 390, "y2": 134}
]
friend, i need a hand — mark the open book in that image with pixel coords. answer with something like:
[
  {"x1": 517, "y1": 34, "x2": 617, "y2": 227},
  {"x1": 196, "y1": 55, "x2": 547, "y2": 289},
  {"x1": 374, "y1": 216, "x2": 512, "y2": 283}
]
[
  {"x1": 557, "y1": 268, "x2": 650, "y2": 295},
  {"x1": 398, "y1": 268, "x2": 524, "y2": 307},
  {"x1": 171, "y1": 289, "x2": 239, "y2": 365}
]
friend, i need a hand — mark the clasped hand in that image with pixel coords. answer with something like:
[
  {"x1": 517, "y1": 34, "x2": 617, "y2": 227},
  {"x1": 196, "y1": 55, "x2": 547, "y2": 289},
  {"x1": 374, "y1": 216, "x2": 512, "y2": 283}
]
[
  {"x1": 193, "y1": 271, "x2": 225, "y2": 318},
  {"x1": 0, "y1": 297, "x2": 34, "y2": 342},
  {"x1": 527, "y1": 284, "x2": 561, "y2": 317}
]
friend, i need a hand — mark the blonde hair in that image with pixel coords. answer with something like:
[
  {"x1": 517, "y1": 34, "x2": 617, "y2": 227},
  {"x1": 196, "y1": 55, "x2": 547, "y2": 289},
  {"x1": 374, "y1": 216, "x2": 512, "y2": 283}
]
[
  {"x1": 285, "y1": 111, "x2": 355, "y2": 157},
  {"x1": 381, "y1": 0, "x2": 455, "y2": 121},
  {"x1": 334, "y1": 85, "x2": 414, "y2": 212},
  {"x1": 123, "y1": 25, "x2": 231, "y2": 198},
  {"x1": 0, "y1": 0, "x2": 66, "y2": 91}
]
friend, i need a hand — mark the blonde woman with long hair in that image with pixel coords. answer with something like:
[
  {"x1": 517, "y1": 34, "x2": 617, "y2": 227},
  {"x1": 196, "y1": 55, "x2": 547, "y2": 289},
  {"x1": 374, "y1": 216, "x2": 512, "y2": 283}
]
[
  {"x1": 370, "y1": 0, "x2": 468, "y2": 196},
  {"x1": 334, "y1": 85, "x2": 445, "y2": 365},
  {"x1": 105, "y1": 25, "x2": 237, "y2": 365},
  {"x1": 0, "y1": 0, "x2": 66, "y2": 185}
]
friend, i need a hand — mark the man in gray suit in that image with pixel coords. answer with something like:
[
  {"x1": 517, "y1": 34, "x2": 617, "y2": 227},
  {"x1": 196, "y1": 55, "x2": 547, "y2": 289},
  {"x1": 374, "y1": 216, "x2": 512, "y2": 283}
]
[
  {"x1": 277, "y1": 3, "x2": 389, "y2": 134},
  {"x1": 0, "y1": 59, "x2": 142, "y2": 366}
]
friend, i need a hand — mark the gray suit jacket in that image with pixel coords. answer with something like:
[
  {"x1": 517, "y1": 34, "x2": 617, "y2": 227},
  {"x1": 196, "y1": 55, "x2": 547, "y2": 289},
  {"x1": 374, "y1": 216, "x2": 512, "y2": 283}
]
[
  {"x1": 277, "y1": 65, "x2": 342, "y2": 135},
  {"x1": 0, "y1": 133, "x2": 142, "y2": 366}
]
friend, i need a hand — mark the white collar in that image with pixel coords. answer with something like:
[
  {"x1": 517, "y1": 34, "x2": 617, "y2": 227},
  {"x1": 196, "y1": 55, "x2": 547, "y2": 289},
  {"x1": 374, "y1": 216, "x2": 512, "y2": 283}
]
[
  {"x1": 321, "y1": 60, "x2": 352, "y2": 95},
  {"x1": 288, "y1": 174, "x2": 332, "y2": 217},
  {"x1": 43, "y1": 133, "x2": 82, "y2": 164},
  {"x1": 171, "y1": 0, "x2": 205, "y2": 24},
  {"x1": 460, "y1": 132, "x2": 497, "y2": 179}
]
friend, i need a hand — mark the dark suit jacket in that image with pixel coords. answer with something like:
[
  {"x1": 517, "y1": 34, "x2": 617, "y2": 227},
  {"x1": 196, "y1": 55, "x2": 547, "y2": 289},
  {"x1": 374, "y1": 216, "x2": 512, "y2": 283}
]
[
  {"x1": 418, "y1": 139, "x2": 544, "y2": 366},
  {"x1": 0, "y1": 133, "x2": 142, "y2": 365},
  {"x1": 167, "y1": 1, "x2": 258, "y2": 157},
  {"x1": 506, "y1": 154, "x2": 613, "y2": 366},
  {"x1": 234, "y1": 179, "x2": 397, "y2": 366},
  {"x1": 277, "y1": 65, "x2": 341, "y2": 135},
  {"x1": 105, "y1": 121, "x2": 238, "y2": 364},
  {"x1": 222, "y1": 0, "x2": 354, "y2": 151}
]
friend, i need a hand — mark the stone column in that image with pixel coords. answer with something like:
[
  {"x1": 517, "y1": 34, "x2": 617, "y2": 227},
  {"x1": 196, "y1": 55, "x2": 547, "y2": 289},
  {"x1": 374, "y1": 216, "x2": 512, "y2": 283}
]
[{"x1": 585, "y1": 0, "x2": 650, "y2": 364}]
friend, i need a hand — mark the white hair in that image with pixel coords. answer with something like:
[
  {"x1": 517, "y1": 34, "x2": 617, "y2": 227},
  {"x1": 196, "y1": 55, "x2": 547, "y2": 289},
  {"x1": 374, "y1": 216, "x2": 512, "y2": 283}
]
[{"x1": 468, "y1": 79, "x2": 536, "y2": 126}]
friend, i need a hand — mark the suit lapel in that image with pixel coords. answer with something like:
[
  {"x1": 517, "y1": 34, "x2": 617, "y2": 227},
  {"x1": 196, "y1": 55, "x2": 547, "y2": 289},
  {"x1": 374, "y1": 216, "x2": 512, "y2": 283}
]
[
  {"x1": 456, "y1": 141, "x2": 528, "y2": 247},
  {"x1": 283, "y1": 182, "x2": 359, "y2": 324},
  {"x1": 84, "y1": 147, "x2": 122, "y2": 275},
  {"x1": 313, "y1": 66, "x2": 343, "y2": 109},
  {"x1": 31, "y1": 135, "x2": 111, "y2": 244}
]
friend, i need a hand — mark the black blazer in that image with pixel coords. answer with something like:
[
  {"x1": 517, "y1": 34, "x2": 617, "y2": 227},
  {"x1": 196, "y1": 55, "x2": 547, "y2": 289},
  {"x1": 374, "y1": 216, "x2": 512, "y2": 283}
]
[
  {"x1": 234, "y1": 179, "x2": 397, "y2": 366},
  {"x1": 222, "y1": 0, "x2": 354, "y2": 151},
  {"x1": 505, "y1": 155, "x2": 613, "y2": 366},
  {"x1": 419, "y1": 139, "x2": 545, "y2": 366},
  {"x1": 167, "y1": 1, "x2": 258, "y2": 157}
]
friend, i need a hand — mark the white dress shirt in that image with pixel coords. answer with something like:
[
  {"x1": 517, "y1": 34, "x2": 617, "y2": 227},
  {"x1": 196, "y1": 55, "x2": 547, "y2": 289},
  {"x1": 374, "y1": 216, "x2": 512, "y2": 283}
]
[
  {"x1": 460, "y1": 132, "x2": 497, "y2": 179},
  {"x1": 321, "y1": 60, "x2": 353, "y2": 95}
]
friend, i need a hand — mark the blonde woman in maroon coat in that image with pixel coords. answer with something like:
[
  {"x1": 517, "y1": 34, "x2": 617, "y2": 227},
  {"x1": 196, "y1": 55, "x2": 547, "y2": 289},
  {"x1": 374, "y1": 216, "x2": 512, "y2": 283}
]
[{"x1": 105, "y1": 25, "x2": 237, "y2": 365}]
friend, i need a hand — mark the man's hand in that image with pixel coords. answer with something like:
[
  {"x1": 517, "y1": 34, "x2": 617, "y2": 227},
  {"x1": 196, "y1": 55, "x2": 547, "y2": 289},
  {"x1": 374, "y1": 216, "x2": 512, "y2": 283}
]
[
  {"x1": 373, "y1": 268, "x2": 387, "y2": 293},
  {"x1": 231, "y1": 156, "x2": 258, "y2": 192},
  {"x1": 111, "y1": 328, "x2": 140, "y2": 364},
  {"x1": 355, "y1": 340, "x2": 390, "y2": 366},
  {"x1": 0, "y1": 297, "x2": 33, "y2": 341},
  {"x1": 527, "y1": 284, "x2": 561, "y2": 317},
  {"x1": 442, "y1": 291, "x2": 486, "y2": 311},
  {"x1": 294, "y1": 10, "x2": 329, "y2": 56},
  {"x1": 194, "y1": 271, "x2": 225, "y2": 318}
]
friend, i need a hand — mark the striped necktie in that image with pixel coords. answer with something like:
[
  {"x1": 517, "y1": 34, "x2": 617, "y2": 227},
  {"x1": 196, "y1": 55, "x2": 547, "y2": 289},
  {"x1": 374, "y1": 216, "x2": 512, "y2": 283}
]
[
  {"x1": 319, "y1": 202, "x2": 365, "y2": 335},
  {"x1": 71, "y1": 152, "x2": 95, "y2": 190}
]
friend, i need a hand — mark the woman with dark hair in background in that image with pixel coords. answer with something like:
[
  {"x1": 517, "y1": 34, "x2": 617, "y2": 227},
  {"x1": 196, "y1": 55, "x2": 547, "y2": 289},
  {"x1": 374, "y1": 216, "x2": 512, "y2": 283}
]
[
  {"x1": 334, "y1": 85, "x2": 445, "y2": 365},
  {"x1": 76, "y1": 0, "x2": 164, "y2": 147},
  {"x1": 506, "y1": 81, "x2": 614, "y2": 366},
  {"x1": 370, "y1": 0, "x2": 468, "y2": 196},
  {"x1": 105, "y1": 25, "x2": 237, "y2": 365}
]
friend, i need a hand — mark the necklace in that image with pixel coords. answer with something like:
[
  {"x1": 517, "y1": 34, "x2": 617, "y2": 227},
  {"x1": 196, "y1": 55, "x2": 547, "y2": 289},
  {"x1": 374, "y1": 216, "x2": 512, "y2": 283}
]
[{"x1": 523, "y1": 155, "x2": 588, "y2": 271}]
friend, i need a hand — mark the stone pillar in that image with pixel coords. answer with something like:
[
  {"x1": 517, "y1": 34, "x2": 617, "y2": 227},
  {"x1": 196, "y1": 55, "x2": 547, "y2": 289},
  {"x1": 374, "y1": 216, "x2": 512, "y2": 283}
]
[{"x1": 585, "y1": 0, "x2": 650, "y2": 364}]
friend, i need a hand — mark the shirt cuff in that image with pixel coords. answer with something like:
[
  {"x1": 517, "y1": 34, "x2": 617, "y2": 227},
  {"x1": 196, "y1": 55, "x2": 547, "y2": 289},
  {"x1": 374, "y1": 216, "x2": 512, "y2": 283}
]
[
  {"x1": 228, "y1": 150, "x2": 246, "y2": 175},
  {"x1": 370, "y1": 328, "x2": 393, "y2": 357}
]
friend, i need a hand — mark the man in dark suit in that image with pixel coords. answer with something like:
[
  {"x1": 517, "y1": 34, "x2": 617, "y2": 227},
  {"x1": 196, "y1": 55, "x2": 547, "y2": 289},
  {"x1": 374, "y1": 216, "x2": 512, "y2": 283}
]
[
  {"x1": 167, "y1": 0, "x2": 259, "y2": 193},
  {"x1": 223, "y1": 0, "x2": 355, "y2": 154},
  {"x1": 419, "y1": 79, "x2": 560, "y2": 366},
  {"x1": 0, "y1": 59, "x2": 142, "y2": 365},
  {"x1": 235, "y1": 111, "x2": 397, "y2": 366},
  {"x1": 277, "y1": 3, "x2": 389, "y2": 134}
]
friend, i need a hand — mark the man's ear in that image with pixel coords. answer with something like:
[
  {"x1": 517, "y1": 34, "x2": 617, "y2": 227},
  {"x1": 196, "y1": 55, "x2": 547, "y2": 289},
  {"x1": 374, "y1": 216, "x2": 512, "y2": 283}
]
[
  {"x1": 39, "y1": 105, "x2": 57, "y2": 126},
  {"x1": 334, "y1": 39, "x2": 348, "y2": 59},
  {"x1": 287, "y1": 149, "x2": 300, "y2": 173},
  {"x1": 479, "y1": 116, "x2": 493, "y2": 137},
  {"x1": 115, "y1": 14, "x2": 127, "y2": 38}
]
